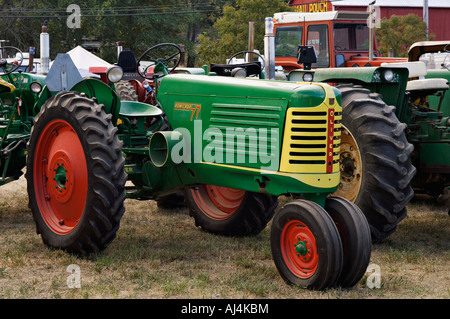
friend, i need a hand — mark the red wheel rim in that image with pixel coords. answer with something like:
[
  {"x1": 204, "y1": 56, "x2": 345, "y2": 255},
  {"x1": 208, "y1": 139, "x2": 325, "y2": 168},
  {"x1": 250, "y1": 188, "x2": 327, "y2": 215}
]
[
  {"x1": 280, "y1": 220, "x2": 318, "y2": 279},
  {"x1": 33, "y1": 119, "x2": 88, "y2": 235},
  {"x1": 191, "y1": 185, "x2": 245, "y2": 220}
]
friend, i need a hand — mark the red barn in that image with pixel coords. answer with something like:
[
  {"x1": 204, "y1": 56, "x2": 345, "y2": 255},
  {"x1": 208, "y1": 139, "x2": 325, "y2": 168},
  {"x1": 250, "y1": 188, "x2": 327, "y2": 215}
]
[{"x1": 287, "y1": 0, "x2": 450, "y2": 41}]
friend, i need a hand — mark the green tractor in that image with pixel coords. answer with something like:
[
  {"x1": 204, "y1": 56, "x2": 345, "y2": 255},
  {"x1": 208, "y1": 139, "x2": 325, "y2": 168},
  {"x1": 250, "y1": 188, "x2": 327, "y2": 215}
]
[
  {"x1": 289, "y1": 62, "x2": 417, "y2": 243},
  {"x1": 190, "y1": 45, "x2": 416, "y2": 243},
  {"x1": 1, "y1": 43, "x2": 372, "y2": 290},
  {"x1": 289, "y1": 41, "x2": 450, "y2": 219},
  {"x1": 269, "y1": 9, "x2": 448, "y2": 234},
  {"x1": 406, "y1": 41, "x2": 450, "y2": 214},
  {"x1": 0, "y1": 45, "x2": 46, "y2": 185}
]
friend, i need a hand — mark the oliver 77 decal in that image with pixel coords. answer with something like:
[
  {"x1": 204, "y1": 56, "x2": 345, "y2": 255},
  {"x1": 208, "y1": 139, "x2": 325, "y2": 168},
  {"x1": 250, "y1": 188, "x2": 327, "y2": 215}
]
[{"x1": 174, "y1": 102, "x2": 201, "y2": 121}]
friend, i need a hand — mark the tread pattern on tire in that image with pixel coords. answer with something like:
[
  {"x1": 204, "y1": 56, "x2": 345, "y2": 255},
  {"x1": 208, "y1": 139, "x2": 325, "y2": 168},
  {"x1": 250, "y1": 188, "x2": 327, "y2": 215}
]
[
  {"x1": 338, "y1": 84, "x2": 416, "y2": 242},
  {"x1": 26, "y1": 91, "x2": 127, "y2": 254},
  {"x1": 115, "y1": 80, "x2": 139, "y2": 101}
]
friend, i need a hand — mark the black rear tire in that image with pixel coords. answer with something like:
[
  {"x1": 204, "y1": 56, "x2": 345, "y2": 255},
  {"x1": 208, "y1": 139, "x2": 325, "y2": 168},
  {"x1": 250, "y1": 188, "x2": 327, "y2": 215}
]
[
  {"x1": 185, "y1": 185, "x2": 277, "y2": 236},
  {"x1": 115, "y1": 80, "x2": 138, "y2": 101},
  {"x1": 334, "y1": 85, "x2": 416, "y2": 242},
  {"x1": 26, "y1": 91, "x2": 127, "y2": 254}
]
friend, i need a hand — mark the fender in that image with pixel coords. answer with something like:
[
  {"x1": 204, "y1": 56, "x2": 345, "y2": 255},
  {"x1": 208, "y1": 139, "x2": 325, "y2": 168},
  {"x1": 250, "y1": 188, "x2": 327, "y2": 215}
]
[
  {"x1": 33, "y1": 79, "x2": 120, "y2": 124},
  {"x1": 70, "y1": 79, "x2": 120, "y2": 122}
]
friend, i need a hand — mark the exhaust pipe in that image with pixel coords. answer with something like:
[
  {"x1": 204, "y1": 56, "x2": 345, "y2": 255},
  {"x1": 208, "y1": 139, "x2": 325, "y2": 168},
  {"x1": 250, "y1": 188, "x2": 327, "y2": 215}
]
[
  {"x1": 264, "y1": 17, "x2": 275, "y2": 80},
  {"x1": 40, "y1": 21, "x2": 50, "y2": 74}
]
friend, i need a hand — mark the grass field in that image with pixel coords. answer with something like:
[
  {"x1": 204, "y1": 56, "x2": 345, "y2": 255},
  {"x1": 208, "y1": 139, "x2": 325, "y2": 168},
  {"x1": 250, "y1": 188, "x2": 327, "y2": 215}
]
[{"x1": 0, "y1": 175, "x2": 448, "y2": 299}]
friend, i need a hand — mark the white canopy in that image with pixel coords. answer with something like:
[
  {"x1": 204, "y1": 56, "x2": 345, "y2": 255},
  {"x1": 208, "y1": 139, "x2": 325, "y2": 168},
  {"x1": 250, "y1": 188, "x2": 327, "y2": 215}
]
[
  {"x1": 64, "y1": 46, "x2": 111, "y2": 78},
  {"x1": 66, "y1": 46, "x2": 111, "y2": 69}
]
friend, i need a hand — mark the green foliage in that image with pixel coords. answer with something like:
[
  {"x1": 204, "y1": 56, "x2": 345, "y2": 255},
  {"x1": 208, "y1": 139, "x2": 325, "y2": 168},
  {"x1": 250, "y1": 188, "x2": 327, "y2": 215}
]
[
  {"x1": 375, "y1": 14, "x2": 434, "y2": 57},
  {"x1": 0, "y1": 0, "x2": 222, "y2": 64},
  {"x1": 197, "y1": 0, "x2": 292, "y2": 66},
  {"x1": 0, "y1": 0, "x2": 291, "y2": 66}
]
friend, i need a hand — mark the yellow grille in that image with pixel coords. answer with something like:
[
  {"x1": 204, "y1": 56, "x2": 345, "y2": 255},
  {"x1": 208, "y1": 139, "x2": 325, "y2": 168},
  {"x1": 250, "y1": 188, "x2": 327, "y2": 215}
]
[{"x1": 280, "y1": 102, "x2": 342, "y2": 174}]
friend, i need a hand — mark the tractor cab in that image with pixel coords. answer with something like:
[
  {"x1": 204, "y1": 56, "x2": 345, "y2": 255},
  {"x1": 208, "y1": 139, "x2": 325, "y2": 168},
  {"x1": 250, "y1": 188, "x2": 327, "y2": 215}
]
[{"x1": 273, "y1": 11, "x2": 407, "y2": 72}]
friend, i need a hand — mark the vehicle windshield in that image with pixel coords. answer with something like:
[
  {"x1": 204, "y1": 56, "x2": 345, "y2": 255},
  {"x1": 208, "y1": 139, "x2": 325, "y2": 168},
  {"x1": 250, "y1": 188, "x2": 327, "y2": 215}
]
[
  {"x1": 307, "y1": 24, "x2": 329, "y2": 68},
  {"x1": 419, "y1": 52, "x2": 450, "y2": 70},
  {"x1": 275, "y1": 25, "x2": 303, "y2": 57},
  {"x1": 333, "y1": 23, "x2": 369, "y2": 51}
]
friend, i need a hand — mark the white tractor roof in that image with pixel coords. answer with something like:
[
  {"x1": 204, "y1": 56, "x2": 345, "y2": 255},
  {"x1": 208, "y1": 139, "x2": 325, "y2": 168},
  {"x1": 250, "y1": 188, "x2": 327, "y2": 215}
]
[
  {"x1": 273, "y1": 11, "x2": 369, "y2": 24},
  {"x1": 333, "y1": 0, "x2": 449, "y2": 8}
]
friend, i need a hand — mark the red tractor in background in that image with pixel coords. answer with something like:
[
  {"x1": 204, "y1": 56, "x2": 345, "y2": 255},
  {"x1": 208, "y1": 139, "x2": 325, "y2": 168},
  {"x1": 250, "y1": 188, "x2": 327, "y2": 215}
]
[{"x1": 272, "y1": 10, "x2": 407, "y2": 72}]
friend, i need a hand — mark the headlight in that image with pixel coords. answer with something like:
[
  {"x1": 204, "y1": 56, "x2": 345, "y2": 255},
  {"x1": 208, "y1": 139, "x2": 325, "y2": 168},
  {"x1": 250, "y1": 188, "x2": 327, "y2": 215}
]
[
  {"x1": 107, "y1": 66, "x2": 124, "y2": 83},
  {"x1": 30, "y1": 81, "x2": 43, "y2": 94},
  {"x1": 302, "y1": 72, "x2": 314, "y2": 82},
  {"x1": 383, "y1": 70, "x2": 394, "y2": 82}
]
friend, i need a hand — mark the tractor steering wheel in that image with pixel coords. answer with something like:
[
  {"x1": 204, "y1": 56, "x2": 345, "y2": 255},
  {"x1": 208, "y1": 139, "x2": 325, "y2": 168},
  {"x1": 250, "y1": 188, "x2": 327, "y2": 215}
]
[
  {"x1": 137, "y1": 43, "x2": 182, "y2": 80},
  {"x1": 0, "y1": 46, "x2": 23, "y2": 76},
  {"x1": 227, "y1": 50, "x2": 265, "y2": 71}
]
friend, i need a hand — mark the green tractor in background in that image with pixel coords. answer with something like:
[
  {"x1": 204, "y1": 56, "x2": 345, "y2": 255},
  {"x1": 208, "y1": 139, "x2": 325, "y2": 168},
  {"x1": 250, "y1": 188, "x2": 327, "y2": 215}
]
[
  {"x1": 0, "y1": 43, "x2": 372, "y2": 290},
  {"x1": 269, "y1": 10, "x2": 449, "y2": 239},
  {"x1": 406, "y1": 41, "x2": 450, "y2": 214},
  {"x1": 285, "y1": 41, "x2": 450, "y2": 239}
]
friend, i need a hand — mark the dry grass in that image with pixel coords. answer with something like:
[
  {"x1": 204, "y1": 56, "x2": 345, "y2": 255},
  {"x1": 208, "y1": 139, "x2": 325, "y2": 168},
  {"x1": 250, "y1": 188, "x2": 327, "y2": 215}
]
[{"x1": 0, "y1": 175, "x2": 448, "y2": 299}]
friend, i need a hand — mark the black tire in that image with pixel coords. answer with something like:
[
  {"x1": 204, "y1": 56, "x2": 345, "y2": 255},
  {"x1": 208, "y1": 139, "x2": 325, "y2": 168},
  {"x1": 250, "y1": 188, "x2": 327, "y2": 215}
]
[
  {"x1": 325, "y1": 196, "x2": 372, "y2": 288},
  {"x1": 334, "y1": 84, "x2": 416, "y2": 242},
  {"x1": 115, "y1": 80, "x2": 138, "y2": 101},
  {"x1": 185, "y1": 185, "x2": 277, "y2": 236},
  {"x1": 270, "y1": 200, "x2": 343, "y2": 290},
  {"x1": 26, "y1": 91, "x2": 127, "y2": 255}
]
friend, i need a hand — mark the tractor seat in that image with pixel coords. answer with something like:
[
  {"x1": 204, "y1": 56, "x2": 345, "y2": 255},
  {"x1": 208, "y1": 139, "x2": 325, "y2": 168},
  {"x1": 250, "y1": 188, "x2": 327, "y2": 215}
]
[
  {"x1": 0, "y1": 78, "x2": 15, "y2": 93},
  {"x1": 117, "y1": 51, "x2": 138, "y2": 73},
  {"x1": 119, "y1": 101, "x2": 162, "y2": 117},
  {"x1": 210, "y1": 62, "x2": 262, "y2": 77},
  {"x1": 406, "y1": 78, "x2": 449, "y2": 92}
]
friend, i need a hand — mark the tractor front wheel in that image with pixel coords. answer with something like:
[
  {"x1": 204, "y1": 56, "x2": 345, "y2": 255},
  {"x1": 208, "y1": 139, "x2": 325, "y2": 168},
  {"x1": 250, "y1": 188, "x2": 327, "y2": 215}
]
[
  {"x1": 26, "y1": 91, "x2": 127, "y2": 254},
  {"x1": 185, "y1": 185, "x2": 277, "y2": 236},
  {"x1": 325, "y1": 196, "x2": 372, "y2": 288},
  {"x1": 270, "y1": 199, "x2": 343, "y2": 290}
]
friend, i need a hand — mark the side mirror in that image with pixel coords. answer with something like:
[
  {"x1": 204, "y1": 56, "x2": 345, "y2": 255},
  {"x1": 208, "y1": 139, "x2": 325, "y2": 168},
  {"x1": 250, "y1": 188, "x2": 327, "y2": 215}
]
[
  {"x1": 335, "y1": 54, "x2": 345, "y2": 67},
  {"x1": 297, "y1": 45, "x2": 317, "y2": 70}
]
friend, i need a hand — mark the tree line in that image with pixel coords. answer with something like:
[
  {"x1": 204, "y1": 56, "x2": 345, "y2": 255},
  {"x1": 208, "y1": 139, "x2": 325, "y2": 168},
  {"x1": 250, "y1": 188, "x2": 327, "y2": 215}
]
[
  {"x1": 0, "y1": 0, "x2": 293, "y2": 66},
  {"x1": 0, "y1": 0, "x2": 430, "y2": 66}
]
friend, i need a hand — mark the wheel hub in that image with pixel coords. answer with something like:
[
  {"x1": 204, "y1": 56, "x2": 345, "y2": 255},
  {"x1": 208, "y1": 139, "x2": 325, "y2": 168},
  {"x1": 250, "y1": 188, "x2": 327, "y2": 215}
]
[
  {"x1": 48, "y1": 150, "x2": 74, "y2": 203},
  {"x1": 33, "y1": 120, "x2": 88, "y2": 235},
  {"x1": 281, "y1": 220, "x2": 318, "y2": 278},
  {"x1": 340, "y1": 154, "x2": 356, "y2": 179},
  {"x1": 333, "y1": 127, "x2": 362, "y2": 202},
  {"x1": 295, "y1": 239, "x2": 309, "y2": 257},
  {"x1": 191, "y1": 185, "x2": 245, "y2": 220},
  {"x1": 54, "y1": 164, "x2": 67, "y2": 190}
]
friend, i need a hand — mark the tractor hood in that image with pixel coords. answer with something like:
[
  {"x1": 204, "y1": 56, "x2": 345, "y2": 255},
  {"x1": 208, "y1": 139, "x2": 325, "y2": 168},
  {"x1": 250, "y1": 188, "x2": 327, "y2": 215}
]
[
  {"x1": 157, "y1": 73, "x2": 330, "y2": 114},
  {"x1": 155, "y1": 73, "x2": 340, "y2": 173}
]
